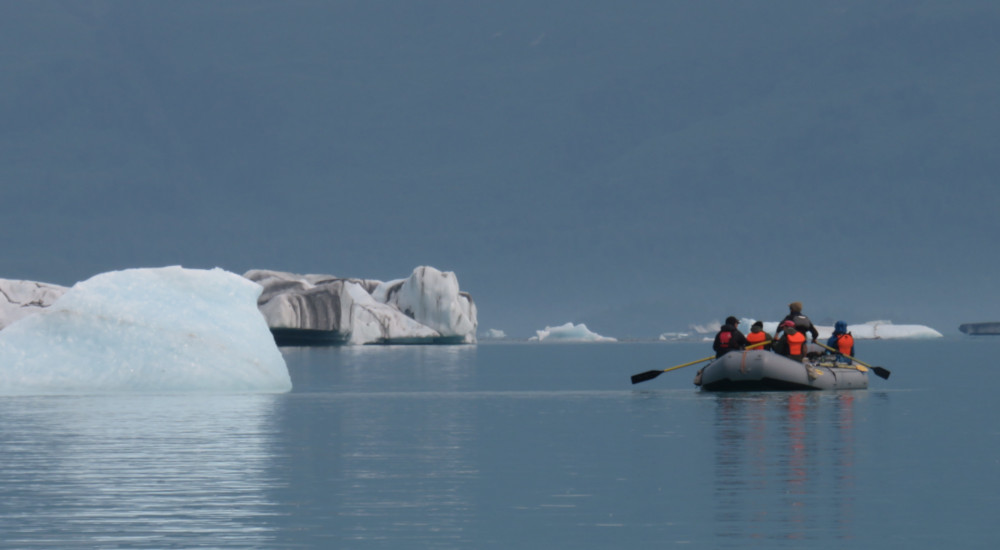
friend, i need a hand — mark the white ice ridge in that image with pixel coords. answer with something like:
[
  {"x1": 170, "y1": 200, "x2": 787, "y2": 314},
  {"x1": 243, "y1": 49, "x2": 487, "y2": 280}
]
[
  {"x1": 530, "y1": 322, "x2": 617, "y2": 342},
  {"x1": 246, "y1": 265, "x2": 477, "y2": 345},
  {"x1": 755, "y1": 319, "x2": 943, "y2": 340},
  {"x1": 672, "y1": 319, "x2": 944, "y2": 341},
  {"x1": 0, "y1": 267, "x2": 291, "y2": 395}
]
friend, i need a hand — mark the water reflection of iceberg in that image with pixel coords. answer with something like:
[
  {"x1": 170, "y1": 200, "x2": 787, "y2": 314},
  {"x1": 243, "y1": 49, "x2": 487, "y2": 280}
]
[
  {"x1": 0, "y1": 395, "x2": 282, "y2": 547},
  {"x1": 712, "y1": 393, "x2": 857, "y2": 543}
]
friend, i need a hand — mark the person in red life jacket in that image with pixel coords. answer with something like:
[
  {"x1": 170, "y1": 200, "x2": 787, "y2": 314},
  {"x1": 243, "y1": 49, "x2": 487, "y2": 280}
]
[
  {"x1": 712, "y1": 316, "x2": 748, "y2": 358},
  {"x1": 745, "y1": 320, "x2": 771, "y2": 351},
  {"x1": 782, "y1": 301, "x2": 820, "y2": 343},
  {"x1": 826, "y1": 320, "x2": 855, "y2": 364},
  {"x1": 773, "y1": 320, "x2": 808, "y2": 362}
]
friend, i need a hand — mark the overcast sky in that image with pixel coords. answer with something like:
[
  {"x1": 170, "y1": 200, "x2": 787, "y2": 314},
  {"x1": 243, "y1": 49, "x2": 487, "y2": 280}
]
[{"x1": 2, "y1": 1, "x2": 999, "y2": 337}]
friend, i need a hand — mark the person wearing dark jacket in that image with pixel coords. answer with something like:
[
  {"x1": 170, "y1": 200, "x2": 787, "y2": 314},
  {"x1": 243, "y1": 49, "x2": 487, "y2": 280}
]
[
  {"x1": 782, "y1": 301, "x2": 819, "y2": 343},
  {"x1": 712, "y1": 316, "x2": 748, "y2": 358}
]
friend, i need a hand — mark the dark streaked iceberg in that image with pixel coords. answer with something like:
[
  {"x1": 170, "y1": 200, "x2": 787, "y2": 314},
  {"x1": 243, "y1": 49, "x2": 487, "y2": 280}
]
[
  {"x1": 244, "y1": 266, "x2": 477, "y2": 345},
  {"x1": 0, "y1": 279, "x2": 68, "y2": 330}
]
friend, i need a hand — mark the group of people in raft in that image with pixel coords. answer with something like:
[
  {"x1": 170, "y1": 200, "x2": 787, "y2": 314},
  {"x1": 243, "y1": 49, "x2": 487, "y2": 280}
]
[{"x1": 712, "y1": 301, "x2": 855, "y2": 363}]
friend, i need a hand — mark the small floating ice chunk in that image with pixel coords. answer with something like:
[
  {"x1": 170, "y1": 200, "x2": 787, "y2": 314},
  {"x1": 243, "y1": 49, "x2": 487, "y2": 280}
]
[
  {"x1": 482, "y1": 328, "x2": 507, "y2": 339},
  {"x1": 530, "y1": 322, "x2": 616, "y2": 342}
]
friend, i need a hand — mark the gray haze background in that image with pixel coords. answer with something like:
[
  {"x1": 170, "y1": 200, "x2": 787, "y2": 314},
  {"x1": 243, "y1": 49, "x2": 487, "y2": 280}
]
[{"x1": 2, "y1": 1, "x2": 998, "y2": 338}]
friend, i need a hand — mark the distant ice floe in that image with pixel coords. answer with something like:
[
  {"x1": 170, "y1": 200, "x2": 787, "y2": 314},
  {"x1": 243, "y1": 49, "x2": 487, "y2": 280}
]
[
  {"x1": 246, "y1": 265, "x2": 477, "y2": 345},
  {"x1": 530, "y1": 322, "x2": 617, "y2": 342},
  {"x1": 664, "y1": 318, "x2": 944, "y2": 341},
  {"x1": 481, "y1": 328, "x2": 507, "y2": 339},
  {"x1": 831, "y1": 320, "x2": 943, "y2": 340},
  {"x1": 0, "y1": 266, "x2": 291, "y2": 395}
]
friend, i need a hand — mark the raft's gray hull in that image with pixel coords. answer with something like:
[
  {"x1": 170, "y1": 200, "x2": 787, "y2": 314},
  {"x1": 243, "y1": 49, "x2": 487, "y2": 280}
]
[{"x1": 697, "y1": 350, "x2": 868, "y2": 391}]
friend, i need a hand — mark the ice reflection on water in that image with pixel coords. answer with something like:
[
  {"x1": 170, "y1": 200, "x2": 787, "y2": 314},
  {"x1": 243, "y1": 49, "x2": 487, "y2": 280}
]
[
  {"x1": 4, "y1": 341, "x2": 988, "y2": 548},
  {"x1": 0, "y1": 394, "x2": 281, "y2": 548}
]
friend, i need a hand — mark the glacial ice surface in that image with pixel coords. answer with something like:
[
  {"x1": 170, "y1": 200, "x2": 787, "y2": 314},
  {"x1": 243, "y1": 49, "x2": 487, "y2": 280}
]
[
  {"x1": 0, "y1": 278, "x2": 67, "y2": 330},
  {"x1": 0, "y1": 266, "x2": 291, "y2": 395},
  {"x1": 250, "y1": 266, "x2": 477, "y2": 344}
]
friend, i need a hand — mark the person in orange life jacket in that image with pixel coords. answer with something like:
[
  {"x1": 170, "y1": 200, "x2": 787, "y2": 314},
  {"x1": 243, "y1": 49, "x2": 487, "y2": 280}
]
[
  {"x1": 773, "y1": 320, "x2": 807, "y2": 362},
  {"x1": 745, "y1": 320, "x2": 771, "y2": 350},
  {"x1": 826, "y1": 320, "x2": 855, "y2": 364},
  {"x1": 782, "y1": 301, "x2": 819, "y2": 343},
  {"x1": 712, "y1": 316, "x2": 748, "y2": 358}
]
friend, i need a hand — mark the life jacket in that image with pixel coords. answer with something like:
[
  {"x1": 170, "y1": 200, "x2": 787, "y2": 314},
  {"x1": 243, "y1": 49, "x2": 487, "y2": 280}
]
[
  {"x1": 717, "y1": 330, "x2": 733, "y2": 350},
  {"x1": 834, "y1": 333, "x2": 854, "y2": 356},
  {"x1": 786, "y1": 331, "x2": 806, "y2": 356},
  {"x1": 746, "y1": 331, "x2": 768, "y2": 348}
]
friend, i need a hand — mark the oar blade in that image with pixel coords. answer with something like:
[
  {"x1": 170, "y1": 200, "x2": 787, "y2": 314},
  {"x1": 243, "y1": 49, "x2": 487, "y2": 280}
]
[
  {"x1": 871, "y1": 366, "x2": 891, "y2": 379},
  {"x1": 630, "y1": 370, "x2": 663, "y2": 385}
]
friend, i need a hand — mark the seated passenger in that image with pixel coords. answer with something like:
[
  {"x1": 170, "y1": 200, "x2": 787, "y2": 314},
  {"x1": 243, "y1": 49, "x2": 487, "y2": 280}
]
[
  {"x1": 773, "y1": 320, "x2": 807, "y2": 362},
  {"x1": 745, "y1": 320, "x2": 771, "y2": 351},
  {"x1": 827, "y1": 320, "x2": 855, "y2": 363},
  {"x1": 712, "y1": 316, "x2": 748, "y2": 358}
]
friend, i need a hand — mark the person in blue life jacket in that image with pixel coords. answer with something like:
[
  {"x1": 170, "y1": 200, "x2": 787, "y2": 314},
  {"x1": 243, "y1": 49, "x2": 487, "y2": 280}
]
[
  {"x1": 712, "y1": 316, "x2": 748, "y2": 358},
  {"x1": 827, "y1": 320, "x2": 855, "y2": 364}
]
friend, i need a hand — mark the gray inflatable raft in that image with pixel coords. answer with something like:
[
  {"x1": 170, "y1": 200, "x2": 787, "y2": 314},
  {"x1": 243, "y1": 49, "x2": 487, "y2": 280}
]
[{"x1": 695, "y1": 349, "x2": 868, "y2": 391}]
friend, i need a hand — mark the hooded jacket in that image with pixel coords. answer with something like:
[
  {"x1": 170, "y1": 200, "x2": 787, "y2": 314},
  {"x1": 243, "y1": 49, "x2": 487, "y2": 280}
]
[{"x1": 827, "y1": 320, "x2": 855, "y2": 358}]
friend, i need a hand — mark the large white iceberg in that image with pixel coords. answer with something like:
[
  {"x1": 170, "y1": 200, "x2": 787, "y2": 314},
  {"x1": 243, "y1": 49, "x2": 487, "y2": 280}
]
[
  {"x1": 0, "y1": 266, "x2": 291, "y2": 395},
  {"x1": 246, "y1": 265, "x2": 477, "y2": 345},
  {"x1": 530, "y1": 322, "x2": 617, "y2": 342}
]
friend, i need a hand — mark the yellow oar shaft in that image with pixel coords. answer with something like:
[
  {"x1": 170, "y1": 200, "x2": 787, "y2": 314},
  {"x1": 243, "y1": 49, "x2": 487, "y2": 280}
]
[
  {"x1": 662, "y1": 341, "x2": 772, "y2": 374},
  {"x1": 631, "y1": 340, "x2": 776, "y2": 384},
  {"x1": 816, "y1": 342, "x2": 868, "y2": 366},
  {"x1": 661, "y1": 355, "x2": 716, "y2": 373}
]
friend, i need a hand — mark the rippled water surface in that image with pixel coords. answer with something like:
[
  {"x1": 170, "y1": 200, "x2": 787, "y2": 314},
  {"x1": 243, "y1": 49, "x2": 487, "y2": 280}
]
[{"x1": 1, "y1": 339, "x2": 998, "y2": 548}]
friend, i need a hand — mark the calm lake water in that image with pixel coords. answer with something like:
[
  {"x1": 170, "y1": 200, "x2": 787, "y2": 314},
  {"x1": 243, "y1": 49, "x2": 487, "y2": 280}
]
[{"x1": 0, "y1": 338, "x2": 998, "y2": 548}]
